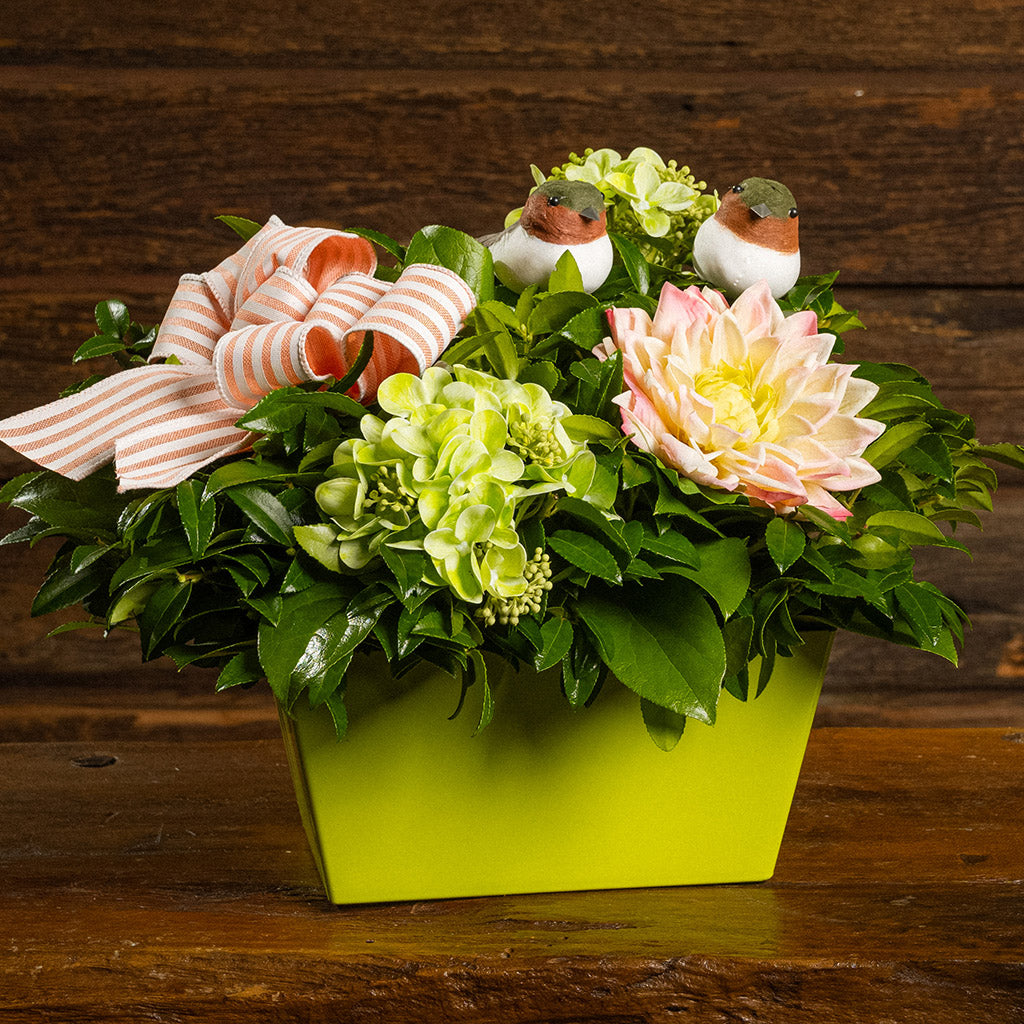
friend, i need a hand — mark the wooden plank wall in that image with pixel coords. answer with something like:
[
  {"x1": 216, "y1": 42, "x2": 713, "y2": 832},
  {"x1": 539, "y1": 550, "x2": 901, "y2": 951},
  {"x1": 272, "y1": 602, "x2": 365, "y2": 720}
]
[{"x1": 1, "y1": 0, "x2": 1022, "y2": 739}]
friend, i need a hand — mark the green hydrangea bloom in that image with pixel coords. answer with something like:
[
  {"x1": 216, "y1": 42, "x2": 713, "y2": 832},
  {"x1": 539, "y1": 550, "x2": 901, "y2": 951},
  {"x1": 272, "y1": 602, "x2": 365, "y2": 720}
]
[{"x1": 306, "y1": 366, "x2": 597, "y2": 610}]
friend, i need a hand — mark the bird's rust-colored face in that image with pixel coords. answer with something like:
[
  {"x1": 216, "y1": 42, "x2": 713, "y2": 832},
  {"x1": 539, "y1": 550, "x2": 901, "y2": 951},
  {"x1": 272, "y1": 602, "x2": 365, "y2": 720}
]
[
  {"x1": 716, "y1": 187, "x2": 799, "y2": 253},
  {"x1": 520, "y1": 186, "x2": 608, "y2": 245}
]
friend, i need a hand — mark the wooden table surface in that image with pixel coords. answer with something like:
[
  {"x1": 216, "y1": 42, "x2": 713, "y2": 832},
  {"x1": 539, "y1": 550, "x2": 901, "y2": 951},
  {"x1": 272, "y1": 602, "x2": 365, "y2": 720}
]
[{"x1": 1, "y1": 727, "x2": 1022, "y2": 1023}]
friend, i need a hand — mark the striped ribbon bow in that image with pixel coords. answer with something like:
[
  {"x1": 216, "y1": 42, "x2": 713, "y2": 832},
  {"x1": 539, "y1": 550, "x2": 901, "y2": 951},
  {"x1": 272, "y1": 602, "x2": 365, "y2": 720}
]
[{"x1": 0, "y1": 216, "x2": 476, "y2": 490}]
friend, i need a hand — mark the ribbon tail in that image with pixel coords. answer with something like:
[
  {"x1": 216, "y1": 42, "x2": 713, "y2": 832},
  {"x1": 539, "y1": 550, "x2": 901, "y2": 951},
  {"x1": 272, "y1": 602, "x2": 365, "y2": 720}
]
[
  {"x1": 115, "y1": 410, "x2": 255, "y2": 491},
  {"x1": 0, "y1": 366, "x2": 225, "y2": 482}
]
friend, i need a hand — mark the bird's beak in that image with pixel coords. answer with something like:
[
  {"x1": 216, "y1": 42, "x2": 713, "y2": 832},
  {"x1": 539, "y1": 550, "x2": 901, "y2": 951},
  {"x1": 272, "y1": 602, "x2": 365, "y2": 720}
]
[
  {"x1": 749, "y1": 203, "x2": 772, "y2": 219},
  {"x1": 580, "y1": 206, "x2": 602, "y2": 221}
]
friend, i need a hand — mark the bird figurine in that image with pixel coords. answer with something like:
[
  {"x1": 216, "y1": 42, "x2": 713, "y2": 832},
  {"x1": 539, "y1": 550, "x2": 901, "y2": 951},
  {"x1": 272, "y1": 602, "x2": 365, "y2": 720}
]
[
  {"x1": 481, "y1": 180, "x2": 614, "y2": 293},
  {"x1": 692, "y1": 177, "x2": 800, "y2": 298}
]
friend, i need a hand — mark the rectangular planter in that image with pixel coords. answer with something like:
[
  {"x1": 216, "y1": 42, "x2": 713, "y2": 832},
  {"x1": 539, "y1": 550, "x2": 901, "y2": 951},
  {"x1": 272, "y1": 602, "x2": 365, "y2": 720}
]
[{"x1": 279, "y1": 630, "x2": 833, "y2": 904}]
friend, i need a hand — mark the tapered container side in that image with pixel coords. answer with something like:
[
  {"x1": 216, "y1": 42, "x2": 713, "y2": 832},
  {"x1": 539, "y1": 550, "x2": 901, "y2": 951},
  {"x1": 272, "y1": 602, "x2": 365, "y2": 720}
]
[{"x1": 279, "y1": 630, "x2": 833, "y2": 904}]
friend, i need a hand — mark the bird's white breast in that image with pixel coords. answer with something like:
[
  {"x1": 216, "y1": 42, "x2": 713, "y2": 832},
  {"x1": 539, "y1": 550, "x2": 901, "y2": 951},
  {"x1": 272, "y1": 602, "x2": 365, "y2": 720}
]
[
  {"x1": 693, "y1": 216, "x2": 800, "y2": 299},
  {"x1": 489, "y1": 225, "x2": 613, "y2": 293}
]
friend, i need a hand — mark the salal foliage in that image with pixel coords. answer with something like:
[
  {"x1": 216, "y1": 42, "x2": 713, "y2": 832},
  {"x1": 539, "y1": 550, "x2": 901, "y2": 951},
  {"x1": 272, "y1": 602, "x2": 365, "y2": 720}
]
[{"x1": 3, "y1": 213, "x2": 1023, "y2": 750}]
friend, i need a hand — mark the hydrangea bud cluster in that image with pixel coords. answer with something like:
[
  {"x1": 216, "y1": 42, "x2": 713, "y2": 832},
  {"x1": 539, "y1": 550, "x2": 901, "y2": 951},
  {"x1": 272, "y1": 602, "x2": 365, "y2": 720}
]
[{"x1": 476, "y1": 548, "x2": 553, "y2": 626}]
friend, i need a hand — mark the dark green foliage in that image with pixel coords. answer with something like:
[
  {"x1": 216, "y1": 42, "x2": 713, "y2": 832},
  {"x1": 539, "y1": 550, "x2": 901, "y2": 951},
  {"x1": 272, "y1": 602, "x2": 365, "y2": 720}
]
[{"x1": 3, "y1": 221, "x2": 1022, "y2": 747}]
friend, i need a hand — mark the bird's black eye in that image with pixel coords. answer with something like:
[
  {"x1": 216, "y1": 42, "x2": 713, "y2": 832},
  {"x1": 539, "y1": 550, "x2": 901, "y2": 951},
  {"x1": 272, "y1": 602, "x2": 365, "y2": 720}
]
[
  {"x1": 789, "y1": 207, "x2": 798, "y2": 219},
  {"x1": 731, "y1": 184, "x2": 744, "y2": 193},
  {"x1": 547, "y1": 196, "x2": 561, "y2": 206}
]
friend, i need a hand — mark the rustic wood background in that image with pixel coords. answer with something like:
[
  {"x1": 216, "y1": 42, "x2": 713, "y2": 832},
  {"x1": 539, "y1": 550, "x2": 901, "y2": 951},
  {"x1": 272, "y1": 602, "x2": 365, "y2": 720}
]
[{"x1": 1, "y1": 0, "x2": 1022, "y2": 739}]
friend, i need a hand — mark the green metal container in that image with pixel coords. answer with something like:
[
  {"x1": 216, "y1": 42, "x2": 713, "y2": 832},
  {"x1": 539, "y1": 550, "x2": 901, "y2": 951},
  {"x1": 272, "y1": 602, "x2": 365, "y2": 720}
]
[{"x1": 279, "y1": 630, "x2": 832, "y2": 904}]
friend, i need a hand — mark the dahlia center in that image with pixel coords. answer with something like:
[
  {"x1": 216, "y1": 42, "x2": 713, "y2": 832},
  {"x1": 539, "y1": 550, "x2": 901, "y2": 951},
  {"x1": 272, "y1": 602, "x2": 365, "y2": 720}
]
[{"x1": 693, "y1": 364, "x2": 779, "y2": 446}]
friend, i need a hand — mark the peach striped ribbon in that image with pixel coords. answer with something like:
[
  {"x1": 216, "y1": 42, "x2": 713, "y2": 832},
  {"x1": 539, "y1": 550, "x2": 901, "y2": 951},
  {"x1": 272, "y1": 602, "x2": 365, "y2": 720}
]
[{"x1": 0, "y1": 218, "x2": 475, "y2": 490}]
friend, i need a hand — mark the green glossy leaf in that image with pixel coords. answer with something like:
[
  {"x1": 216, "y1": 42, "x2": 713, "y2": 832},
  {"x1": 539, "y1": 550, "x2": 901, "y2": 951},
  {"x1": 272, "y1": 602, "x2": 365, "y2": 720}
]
[
  {"x1": 0, "y1": 516, "x2": 52, "y2": 547},
  {"x1": 46, "y1": 620, "x2": 104, "y2": 637},
  {"x1": 137, "y1": 579, "x2": 192, "y2": 659},
  {"x1": 608, "y1": 232, "x2": 650, "y2": 295},
  {"x1": 291, "y1": 617, "x2": 358, "y2": 701},
  {"x1": 527, "y1": 291, "x2": 596, "y2": 335},
  {"x1": 893, "y1": 581, "x2": 945, "y2": 650},
  {"x1": 31, "y1": 554, "x2": 110, "y2": 617},
  {"x1": 245, "y1": 593, "x2": 284, "y2": 625},
  {"x1": 766, "y1": 517, "x2": 806, "y2": 573},
  {"x1": 640, "y1": 698, "x2": 686, "y2": 751},
  {"x1": 547, "y1": 249, "x2": 585, "y2": 292},
  {"x1": 554, "y1": 305, "x2": 609, "y2": 351},
  {"x1": 554, "y1": 497, "x2": 632, "y2": 560},
  {"x1": 108, "y1": 537, "x2": 193, "y2": 590},
  {"x1": 562, "y1": 635, "x2": 603, "y2": 709},
  {"x1": 293, "y1": 523, "x2": 343, "y2": 573},
  {"x1": 380, "y1": 544, "x2": 429, "y2": 602},
  {"x1": 7, "y1": 471, "x2": 128, "y2": 537},
  {"x1": 640, "y1": 525, "x2": 700, "y2": 567},
  {"x1": 516, "y1": 359, "x2": 560, "y2": 392},
  {"x1": 722, "y1": 615, "x2": 755, "y2": 681},
  {"x1": 866, "y1": 510, "x2": 949, "y2": 546},
  {"x1": 216, "y1": 649, "x2": 263, "y2": 691},
  {"x1": 863, "y1": 420, "x2": 930, "y2": 470},
  {"x1": 69, "y1": 543, "x2": 110, "y2": 574},
  {"x1": 405, "y1": 225, "x2": 494, "y2": 303},
  {"x1": 343, "y1": 225, "x2": 406, "y2": 262},
  {"x1": 576, "y1": 577, "x2": 725, "y2": 723},
  {"x1": 755, "y1": 637, "x2": 777, "y2": 697},
  {"x1": 469, "y1": 649, "x2": 494, "y2": 735},
  {"x1": 257, "y1": 583, "x2": 347, "y2": 706},
  {"x1": 534, "y1": 616, "x2": 574, "y2": 672},
  {"x1": 306, "y1": 653, "x2": 353, "y2": 711},
  {"x1": 900, "y1": 434, "x2": 954, "y2": 482},
  {"x1": 798, "y1": 504, "x2": 852, "y2": 541},
  {"x1": 204, "y1": 459, "x2": 296, "y2": 496},
  {"x1": 226, "y1": 485, "x2": 294, "y2": 546},
  {"x1": 570, "y1": 354, "x2": 624, "y2": 420},
  {"x1": 0, "y1": 471, "x2": 46, "y2": 506},
  {"x1": 176, "y1": 480, "x2": 216, "y2": 558},
  {"x1": 215, "y1": 214, "x2": 263, "y2": 241},
  {"x1": 662, "y1": 537, "x2": 751, "y2": 618},
  {"x1": 548, "y1": 530, "x2": 621, "y2": 582},
  {"x1": 95, "y1": 300, "x2": 130, "y2": 338},
  {"x1": 560, "y1": 413, "x2": 623, "y2": 443},
  {"x1": 72, "y1": 335, "x2": 125, "y2": 362},
  {"x1": 220, "y1": 550, "x2": 272, "y2": 589},
  {"x1": 322, "y1": 689, "x2": 349, "y2": 739},
  {"x1": 974, "y1": 442, "x2": 1024, "y2": 472}
]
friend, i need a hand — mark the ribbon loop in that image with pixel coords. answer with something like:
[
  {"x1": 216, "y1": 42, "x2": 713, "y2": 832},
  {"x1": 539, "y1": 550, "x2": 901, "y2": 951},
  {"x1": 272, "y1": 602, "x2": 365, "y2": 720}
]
[
  {"x1": 0, "y1": 218, "x2": 477, "y2": 490},
  {"x1": 151, "y1": 274, "x2": 232, "y2": 365},
  {"x1": 229, "y1": 266, "x2": 320, "y2": 332},
  {"x1": 345, "y1": 264, "x2": 476, "y2": 401}
]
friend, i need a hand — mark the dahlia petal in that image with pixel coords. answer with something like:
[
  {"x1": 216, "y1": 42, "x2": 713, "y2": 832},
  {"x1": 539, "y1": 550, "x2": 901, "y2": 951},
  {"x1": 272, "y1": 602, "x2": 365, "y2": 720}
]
[
  {"x1": 775, "y1": 309, "x2": 819, "y2": 342},
  {"x1": 710, "y1": 312, "x2": 749, "y2": 366},
  {"x1": 813, "y1": 456, "x2": 882, "y2": 491},
  {"x1": 812, "y1": 413, "x2": 886, "y2": 457},
  {"x1": 747, "y1": 487, "x2": 808, "y2": 514},
  {"x1": 729, "y1": 281, "x2": 777, "y2": 338},
  {"x1": 653, "y1": 283, "x2": 715, "y2": 341},
  {"x1": 658, "y1": 433, "x2": 728, "y2": 487},
  {"x1": 606, "y1": 307, "x2": 653, "y2": 348},
  {"x1": 838, "y1": 375, "x2": 880, "y2": 415},
  {"x1": 802, "y1": 482, "x2": 855, "y2": 521}
]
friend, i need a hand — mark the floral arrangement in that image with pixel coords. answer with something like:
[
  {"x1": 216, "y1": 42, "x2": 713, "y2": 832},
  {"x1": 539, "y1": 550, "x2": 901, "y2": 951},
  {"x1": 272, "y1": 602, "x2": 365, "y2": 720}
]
[{"x1": 2, "y1": 145, "x2": 1022, "y2": 750}]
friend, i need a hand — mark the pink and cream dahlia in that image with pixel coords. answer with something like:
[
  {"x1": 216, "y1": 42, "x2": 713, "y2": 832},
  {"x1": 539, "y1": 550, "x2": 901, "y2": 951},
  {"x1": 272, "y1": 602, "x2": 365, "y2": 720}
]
[{"x1": 595, "y1": 280, "x2": 885, "y2": 520}]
